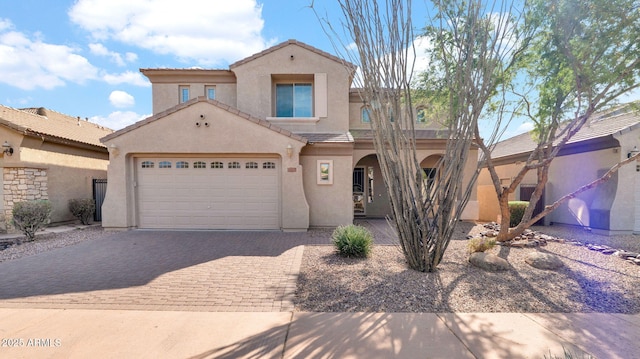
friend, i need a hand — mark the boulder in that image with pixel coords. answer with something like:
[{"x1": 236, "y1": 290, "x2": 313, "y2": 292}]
[
  {"x1": 469, "y1": 252, "x2": 510, "y2": 271},
  {"x1": 525, "y1": 252, "x2": 564, "y2": 270}
]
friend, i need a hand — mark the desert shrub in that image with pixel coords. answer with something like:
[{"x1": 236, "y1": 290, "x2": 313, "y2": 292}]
[
  {"x1": 508, "y1": 201, "x2": 529, "y2": 227},
  {"x1": 468, "y1": 237, "x2": 497, "y2": 253},
  {"x1": 12, "y1": 200, "x2": 52, "y2": 243},
  {"x1": 332, "y1": 224, "x2": 373, "y2": 258},
  {"x1": 69, "y1": 198, "x2": 95, "y2": 225}
]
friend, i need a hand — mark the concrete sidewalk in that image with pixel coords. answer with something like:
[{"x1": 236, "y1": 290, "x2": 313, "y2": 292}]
[{"x1": 1, "y1": 308, "x2": 637, "y2": 358}]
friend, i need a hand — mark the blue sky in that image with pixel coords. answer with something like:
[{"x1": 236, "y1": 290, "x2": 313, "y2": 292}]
[{"x1": 0, "y1": 1, "x2": 637, "y2": 138}]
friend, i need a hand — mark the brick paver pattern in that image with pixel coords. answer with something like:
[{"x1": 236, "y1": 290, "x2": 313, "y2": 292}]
[{"x1": 0, "y1": 229, "x2": 332, "y2": 312}]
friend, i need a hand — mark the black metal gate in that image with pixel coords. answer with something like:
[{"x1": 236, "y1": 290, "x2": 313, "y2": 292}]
[{"x1": 93, "y1": 179, "x2": 107, "y2": 222}]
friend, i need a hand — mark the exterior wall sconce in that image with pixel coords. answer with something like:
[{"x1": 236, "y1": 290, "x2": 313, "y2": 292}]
[
  {"x1": 108, "y1": 143, "x2": 119, "y2": 157},
  {"x1": 628, "y1": 146, "x2": 639, "y2": 158},
  {"x1": 2, "y1": 141, "x2": 13, "y2": 156},
  {"x1": 286, "y1": 144, "x2": 293, "y2": 157}
]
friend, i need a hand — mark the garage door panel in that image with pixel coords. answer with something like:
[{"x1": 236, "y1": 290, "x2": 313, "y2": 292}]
[{"x1": 137, "y1": 157, "x2": 280, "y2": 229}]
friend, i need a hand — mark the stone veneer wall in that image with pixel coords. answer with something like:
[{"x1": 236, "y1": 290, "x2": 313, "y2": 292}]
[{"x1": 2, "y1": 167, "x2": 48, "y2": 232}]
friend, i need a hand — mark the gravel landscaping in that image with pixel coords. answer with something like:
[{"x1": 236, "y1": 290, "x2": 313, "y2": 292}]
[
  {"x1": 0, "y1": 225, "x2": 105, "y2": 263},
  {"x1": 294, "y1": 222, "x2": 640, "y2": 313}
]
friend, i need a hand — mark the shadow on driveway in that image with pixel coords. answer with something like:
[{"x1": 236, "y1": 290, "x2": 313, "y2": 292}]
[{"x1": 0, "y1": 230, "x2": 329, "y2": 301}]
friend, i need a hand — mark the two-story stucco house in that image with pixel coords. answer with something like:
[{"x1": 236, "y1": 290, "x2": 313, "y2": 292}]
[{"x1": 100, "y1": 40, "x2": 479, "y2": 231}]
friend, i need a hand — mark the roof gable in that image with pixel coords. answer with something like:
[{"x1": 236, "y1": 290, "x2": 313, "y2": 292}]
[
  {"x1": 0, "y1": 105, "x2": 113, "y2": 148},
  {"x1": 230, "y1": 39, "x2": 357, "y2": 72},
  {"x1": 101, "y1": 97, "x2": 307, "y2": 144}
]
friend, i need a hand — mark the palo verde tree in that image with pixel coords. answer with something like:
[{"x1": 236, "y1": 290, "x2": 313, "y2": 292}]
[
  {"x1": 422, "y1": 0, "x2": 640, "y2": 242},
  {"x1": 478, "y1": 0, "x2": 640, "y2": 241}
]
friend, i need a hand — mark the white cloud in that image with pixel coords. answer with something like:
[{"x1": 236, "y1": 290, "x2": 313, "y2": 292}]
[
  {"x1": 102, "y1": 71, "x2": 150, "y2": 87},
  {"x1": 515, "y1": 121, "x2": 534, "y2": 134},
  {"x1": 69, "y1": 0, "x2": 272, "y2": 66},
  {"x1": 89, "y1": 43, "x2": 137, "y2": 66},
  {"x1": 109, "y1": 90, "x2": 135, "y2": 108},
  {"x1": 0, "y1": 20, "x2": 98, "y2": 90},
  {"x1": 90, "y1": 111, "x2": 149, "y2": 130}
]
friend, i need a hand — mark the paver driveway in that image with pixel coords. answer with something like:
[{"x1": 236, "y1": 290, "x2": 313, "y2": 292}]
[{"x1": 0, "y1": 229, "x2": 333, "y2": 312}]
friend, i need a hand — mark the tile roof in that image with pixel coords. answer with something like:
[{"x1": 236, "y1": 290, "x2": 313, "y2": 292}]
[
  {"x1": 297, "y1": 132, "x2": 354, "y2": 143},
  {"x1": 101, "y1": 97, "x2": 308, "y2": 144},
  {"x1": 491, "y1": 103, "x2": 640, "y2": 159},
  {"x1": 0, "y1": 105, "x2": 113, "y2": 148},
  {"x1": 229, "y1": 39, "x2": 357, "y2": 72},
  {"x1": 350, "y1": 129, "x2": 450, "y2": 140}
]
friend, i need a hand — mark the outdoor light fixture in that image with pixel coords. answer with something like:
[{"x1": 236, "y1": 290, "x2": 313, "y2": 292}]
[
  {"x1": 628, "y1": 146, "x2": 639, "y2": 158},
  {"x1": 2, "y1": 141, "x2": 13, "y2": 156},
  {"x1": 286, "y1": 144, "x2": 293, "y2": 157}
]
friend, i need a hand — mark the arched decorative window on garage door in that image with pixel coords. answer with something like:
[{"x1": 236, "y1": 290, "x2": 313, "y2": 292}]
[
  {"x1": 159, "y1": 161, "x2": 172, "y2": 168},
  {"x1": 263, "y1": 162, "x2": 276, "y2": 169}
]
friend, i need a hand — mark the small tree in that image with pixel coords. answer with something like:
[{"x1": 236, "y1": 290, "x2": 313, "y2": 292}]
[
  {"x1": 69, "y1": 198, "x2": 95, "y2": 225},
  {"x1": 12, "y1": 200, "x2": 52, "y2": 243}
]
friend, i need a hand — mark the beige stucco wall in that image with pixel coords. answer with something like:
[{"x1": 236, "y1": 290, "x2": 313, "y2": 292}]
[
  {"x1": 300, "y1": 144, "x2": 354, "y2": 227},
  {"x1": 152, "y1": 83, "x2": 237, "y2": 114},
  {"x1": 0, "y1": 130, "x2": 108, "y2": 228},
  {"x1": 477, "y1": 140, "x2": 637, "y2": 232},
  {"x1": 101, "y1": 100, "x2": 309, "y2": 231},
  {"x1": 232, "y1": 43, "x2": 352, "y2": 133}
]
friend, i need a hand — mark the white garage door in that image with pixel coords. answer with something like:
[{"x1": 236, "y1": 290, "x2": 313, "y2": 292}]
[{"x1": 136, "y1": 157, "x2": 280, "y2": 229}]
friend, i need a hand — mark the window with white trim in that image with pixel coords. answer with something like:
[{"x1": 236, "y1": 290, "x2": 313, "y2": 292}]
[
  {"x1": 141, "y1": 161, "x2": 154, "y2": 168},
  {"x1": 193, "y1": 161, "x2": 206, "y2": 168},
  {"x1": 246, "y1": 162, "x2": 258, "y2": 169},
  {"x1": 228, "y1": 161, "x2": 240, "y2": 169},
  {"x1": 159, "y1": 161, "x2": 171, "y2": 168},
  {"x1": 176, "y1": 161, "x2": 189, "y2": 169},
  {"x1": 211, "y1": 161, "x2": 224, "y2": 169},
  {"x1": 263, "y1": 162, "x2": 276, "y2": 169}
]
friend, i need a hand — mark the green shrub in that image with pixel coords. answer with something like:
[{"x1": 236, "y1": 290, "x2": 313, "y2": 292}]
[
  {"x1": 69, "y1": 198, "x2": 95, "y2": 225},
  {"x1": 468, "y1": 237, "x2": 497, "y2": 253},
  {"x1": 332, "y1": 225, "x2": 374, "y2": 258},
  {"x1": 12, "y1": 200, "x2": 52, "y2": 243},
  {"x1": 508, "y1": 201, "x2": 529, "y2": 227}
]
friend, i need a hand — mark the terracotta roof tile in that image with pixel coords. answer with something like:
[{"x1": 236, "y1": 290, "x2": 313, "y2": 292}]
[
  {"x1": 298, "y1": 132, "x2": 355, "y2": 143},
  {"x1": 229, "y1": 39, "x2": 357, "y2": 71},
  {"x1": 0, "y1": 105, "x2": 113, "y2": 148},
  {"x1": 350, "y1": 129, "x2": 450, "y2": 140},
  {"x1": 491, "y1": 103, "x2": 640, "y2": 159}
]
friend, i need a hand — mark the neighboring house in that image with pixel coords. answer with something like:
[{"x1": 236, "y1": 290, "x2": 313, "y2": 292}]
[
  {"x1": 100, "y1": 40, "x2": 479, "y2": 231},
  {"x1": 0, "y1": 105, "x2": 112, "y2": 231},
  {"x1": 478, "y1": 103, "x2": 640, "y2": 234}
]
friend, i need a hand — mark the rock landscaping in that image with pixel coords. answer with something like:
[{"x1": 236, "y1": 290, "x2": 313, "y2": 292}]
[
  {"x1": 295, "y1": 221, "x2": 640, "y2": 313},
  {"x1": 477, "y1": 222, "x2": 640, "y2": 267}
]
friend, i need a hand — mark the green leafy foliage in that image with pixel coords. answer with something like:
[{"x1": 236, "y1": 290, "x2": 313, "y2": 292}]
[
  {"x1": 68, "y1": 198, "x2": 95, "y2": 225},
  {"x1": 508, "y1": 201, "x2": 529, "y2": 227},
  {"x1": 12, "y1": 200, "x2": 52, "y2": 243},
  {"x1": 468, "y1": 237, "x2": 497, "y2": 253},
  {"x1": 332, "y1": 225, "x2": 374, "y2": 258}
]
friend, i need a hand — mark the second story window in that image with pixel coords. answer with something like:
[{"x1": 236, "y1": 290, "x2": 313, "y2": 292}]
[
  {"x1": 276, "y1": 83, "x2": 312, "y2": 117},
  {"x1": 361, "y1": 107, "x2": 371, "y2": 123},
  {"x1": 179, "y1": 86, "x2": 190, "y2": 103},
  {"x1": 206, "y1": 85, "x2": 216, "y2": 100},
  {"x1": 417, "y1": 108, "x2": 427, "y2": 123}
]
